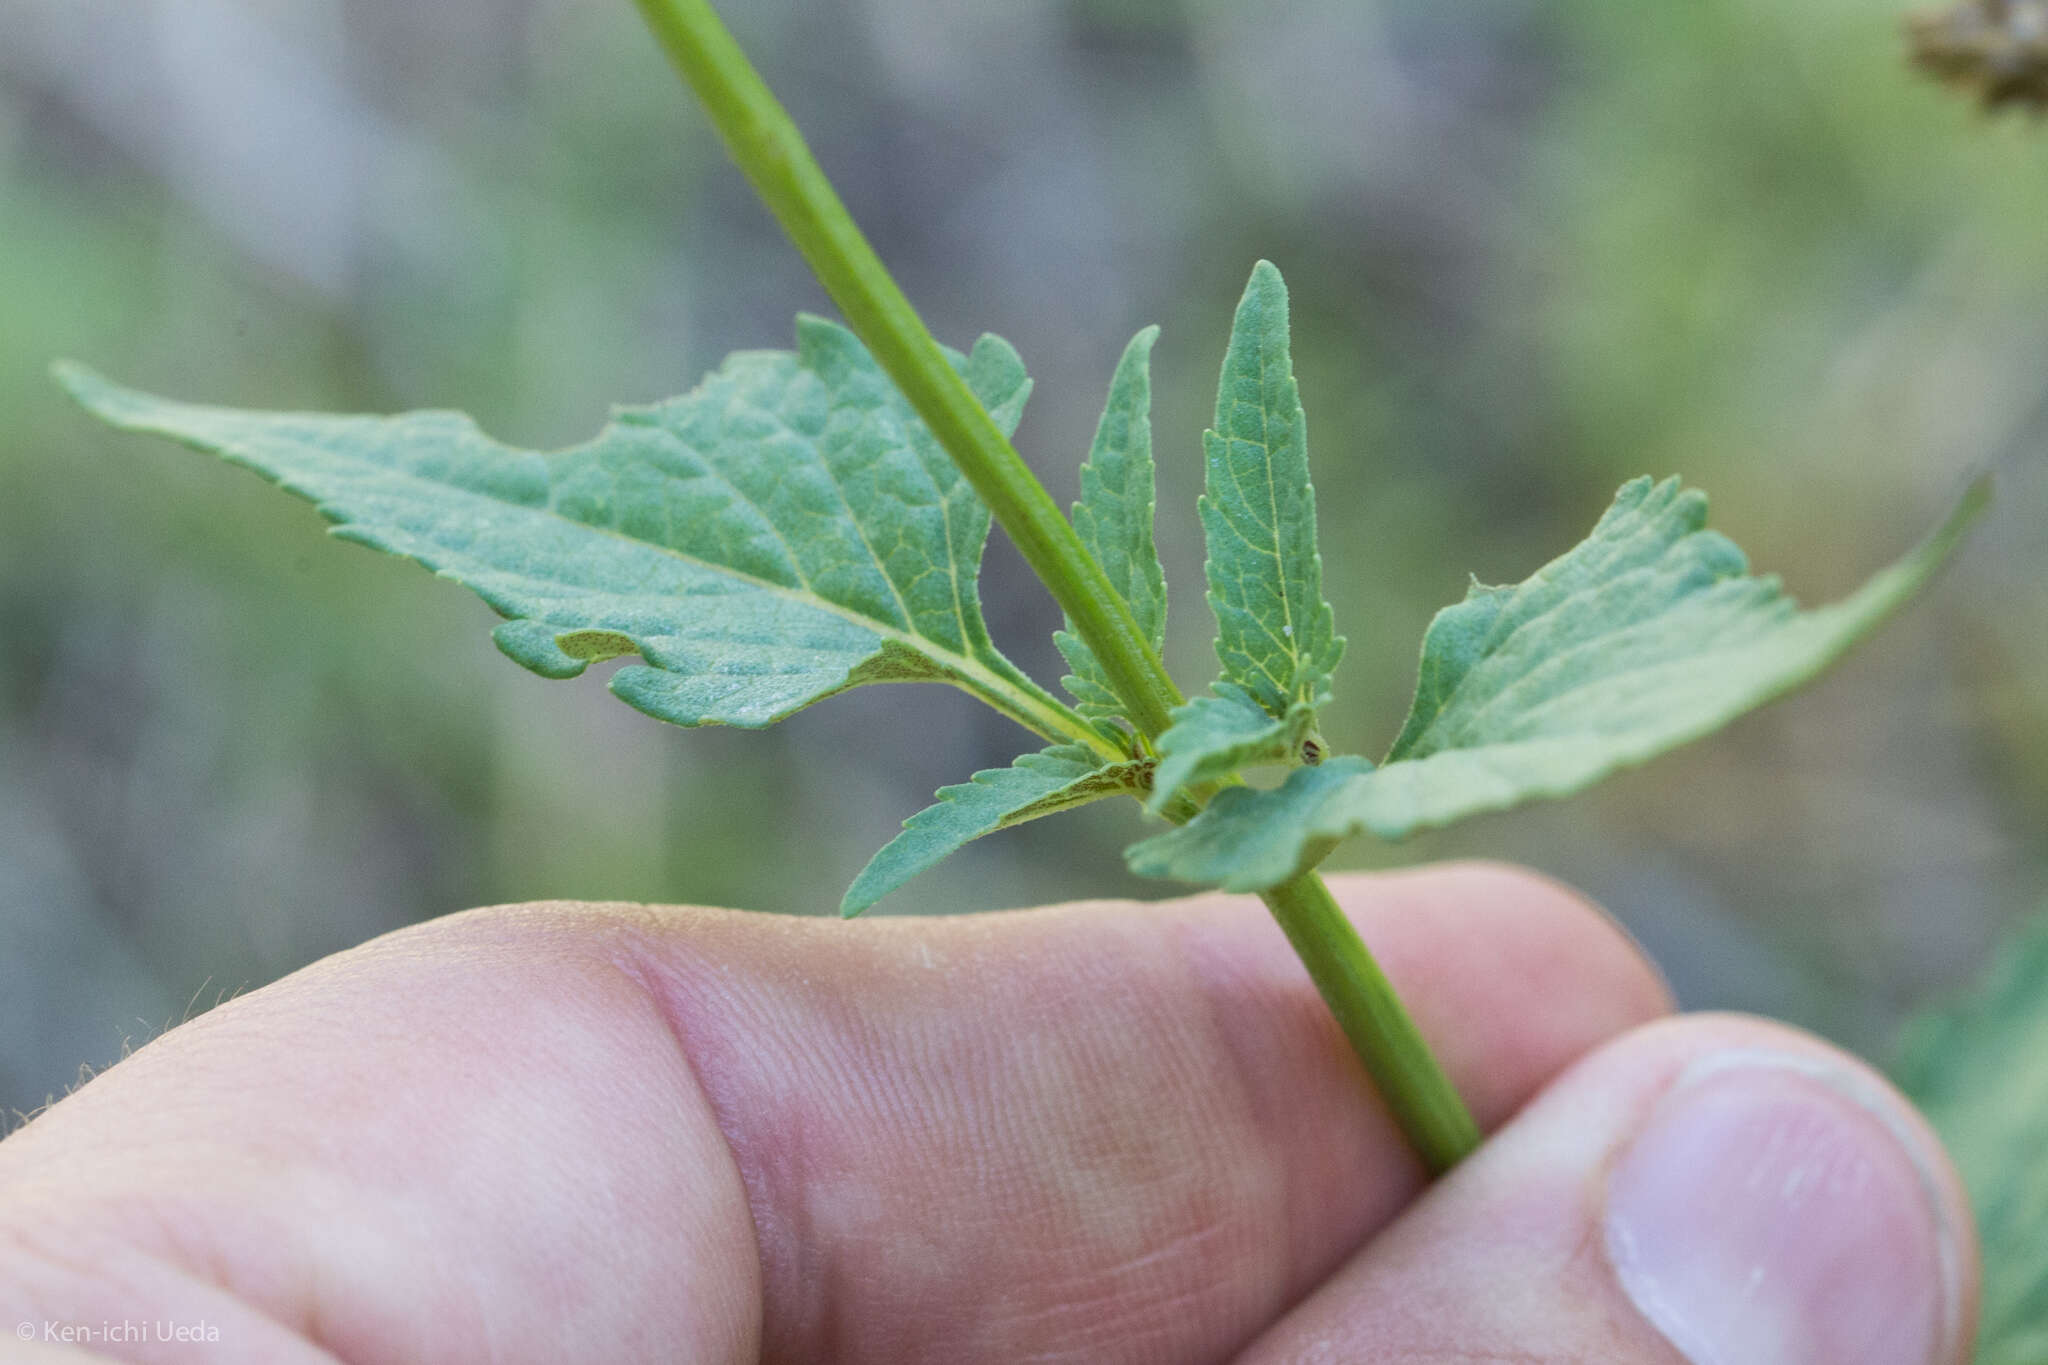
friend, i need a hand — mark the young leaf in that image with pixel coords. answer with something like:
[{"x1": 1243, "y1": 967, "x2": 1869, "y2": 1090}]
[
  {"x1": 842, "y1": 745, "x2": 1149, "y2": 916},
  {"x1": 56, "y1": 320, "x2": 1086, "y2": 739},
  {"x1": 1145, "y1": 682, "x2": 1322, "y2": 814},
  {"x1": 1129, "y1": 476, "x2": 1987, "y2": 891},
  {"x1": 1896, "y1": 912, "x2": 2048, "y2": 1364},
  {"x1": 1056, "y1": 327, "x2": 1168, "y2": 733},
  {"x1": 1199, "y1": 260, "x2": 1344, "y2": 718},
  {"x1": 1130, "y1": 756, "x2": 1370, "y2": 891}
]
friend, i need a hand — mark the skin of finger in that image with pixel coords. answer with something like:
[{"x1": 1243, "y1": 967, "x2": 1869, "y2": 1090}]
[
  {"x1": 0, "y1": 909, "x2": 765, "y2": 1365},
  {"x1": 0, "y1": 863, "x2": 1668, "y2": 1365},
  {"x1": 1229, "y1": 1012, "x2": 1981, "y2": 1365},
  {"x1": 619, "y1": 863, "x2": 1667, "y2": 1364}
]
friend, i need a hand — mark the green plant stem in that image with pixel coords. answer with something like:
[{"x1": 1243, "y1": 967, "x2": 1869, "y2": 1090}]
[
  {"x1": 1262, "y1": 872, "x2": 1481, "y2": 1172},
  {"x1": 632, "y1": 0, "x2": 1181, "y2": 742},
  {"x1": 633, "y1": 0, "x2": 1482, "y2": 1175}
]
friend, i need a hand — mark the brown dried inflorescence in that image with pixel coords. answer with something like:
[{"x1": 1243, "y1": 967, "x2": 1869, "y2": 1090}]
[{"x1": 1908, "y1": 0, "x2": 2048, "y2": 109}]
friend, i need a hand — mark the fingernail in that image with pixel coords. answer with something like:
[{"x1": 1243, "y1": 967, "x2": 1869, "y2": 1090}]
[{"x1": 1604, "y1": 1049, "x2": 1964, "y2": 1365}]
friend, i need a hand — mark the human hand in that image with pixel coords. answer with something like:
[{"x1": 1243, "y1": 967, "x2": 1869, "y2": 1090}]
[{"x1": 0, "y1": 864, "x2": 1976, "y2": 1363}]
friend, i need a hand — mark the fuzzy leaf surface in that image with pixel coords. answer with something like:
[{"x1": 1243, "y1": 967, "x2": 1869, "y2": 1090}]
[
  {"x1": 1146, "y1": 683, "x2": 1320, "y2": 813},
  {"x1": 1199, "y1": 261, "x2": 1343, "y2": 717},
  {"x1": 1129, "y1": 477, "x2": 1986, "y2": 890},
  {"x1": 1057, "y1": 327, "x2": 1168, "y2": 732},
  {"x1": 56, "y1": 320, "x2": 1080, "y2": 734},
  {"x1": 1897, "y1": 912, "x2": 2048, "y2": 1365},
  {"x1": 1129, "y1": 757, "x2": 1369, "y2": 891},
  {"x1": 842, "y1": 745, "x2": 1148, "y2": 915}
]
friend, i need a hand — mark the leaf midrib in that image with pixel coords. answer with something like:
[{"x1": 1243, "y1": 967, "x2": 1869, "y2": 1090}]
[
  {"x1": 520, "y1": 467, "x2": 1093, "y2": 746},
  {"x1": 702, "y1": 383, "x2": 925, "y2": 638},
  {"x1": 1221, "y1": 334, "x2": 1303, "y2": 698},
  {"x1": 1256, "y1": 336, "x2": 1302, "y2": 692},
  {"x1": 111, "y1": 392, "x2": 1108, "y2": 755}
]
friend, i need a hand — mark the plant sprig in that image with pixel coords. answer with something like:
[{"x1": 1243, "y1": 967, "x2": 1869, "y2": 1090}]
[{"x1": 53, "y1": 0, "x2": 1987, "y2": 1176}]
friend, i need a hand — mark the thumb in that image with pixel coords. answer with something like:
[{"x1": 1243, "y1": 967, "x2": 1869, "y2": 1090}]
[{"x1": 1236, "y1": 1014, "x2": 1978, "y2": 1365}]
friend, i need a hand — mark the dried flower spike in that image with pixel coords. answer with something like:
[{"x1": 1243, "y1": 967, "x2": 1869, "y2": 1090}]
[{"x1": 1908, "y1": 0, "x2": 2048, "y2": 110}]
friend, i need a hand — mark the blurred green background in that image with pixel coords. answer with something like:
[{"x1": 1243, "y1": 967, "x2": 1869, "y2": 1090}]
[{"x1": 1, "y1": 0, "x2": 2042, "y2": 1121}]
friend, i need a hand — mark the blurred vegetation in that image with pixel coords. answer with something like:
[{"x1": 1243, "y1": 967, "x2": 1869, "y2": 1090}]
[
  {"x1": 1899, "y1": 908, "x2": 2048, "y2": 1364},
  {"x1": 1, "y1": 0, "x2": 2042, "y2": 1119}
]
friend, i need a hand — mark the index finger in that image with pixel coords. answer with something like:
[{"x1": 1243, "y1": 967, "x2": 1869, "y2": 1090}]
[{"x1": 0, "y1": 864, "x2": 1669, "y2": 1363}]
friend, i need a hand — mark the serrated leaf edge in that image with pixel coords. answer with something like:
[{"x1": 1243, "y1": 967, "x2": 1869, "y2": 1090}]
[{"x1": 842, "y1": 744, "x2": 1150, "y2": 915}]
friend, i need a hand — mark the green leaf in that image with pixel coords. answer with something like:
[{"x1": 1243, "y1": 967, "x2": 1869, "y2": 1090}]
[
  {"x1": 1146, "y1": 682, "x2": 1322, "y2": 814},
  {"x1": 1199, "y1": 260, "x2": 1344, "y2": 719},
  {"x1": 1896, "y1": 912, "x2": 2048, "y2": 1364},
  {"x1": 842, "y1": 745, "x2": 1149, "y2": 916},
  {"x1": 1129, "y1": 756, "x2": 1370, "y2": 892},
  {"x1": 1129, "y1": 476, "x2": 1986, "y2": 891},
  {"x1": 1056, "y1": 327, "x2": 1168, "y2": 733},
  {"x1": 56, "y1": 320, "x2": 1090, "y2": 739}
]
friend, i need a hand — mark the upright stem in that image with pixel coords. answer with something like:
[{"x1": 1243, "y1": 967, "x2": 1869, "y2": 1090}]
[
  {"x1": 633, "y1": 0, "x2": 1181, "y2": 741},
  {"x1": 633, "y1": 0, "x2": 1481, "y2": 1174},
  {"x1": 1262, "y1": 873, "x2": 1480, "y2": 1171}
]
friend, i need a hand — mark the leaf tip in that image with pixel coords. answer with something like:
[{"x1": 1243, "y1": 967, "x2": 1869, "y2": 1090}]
[
  {"x1": 1120, "y1": 835, "x2": 1169, "y2": 881},
  {"x1": 1236, "y1": 260, "x2": 1290, "y2": 323},
  {"x1": 1952, "y1": 469, "x2": 1995, "y2": 531},
  {"x1": 50, "y1": 360, "x2": 136, "y2": 422},
  {"x1": 1894, "y1": 471, "x2": 1994, "y2": 585}
]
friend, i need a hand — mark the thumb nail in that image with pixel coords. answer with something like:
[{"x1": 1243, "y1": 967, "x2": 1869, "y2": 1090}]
[{"x1": 1603, "y1": 1049, "x2": 1966, "y2": 1365}]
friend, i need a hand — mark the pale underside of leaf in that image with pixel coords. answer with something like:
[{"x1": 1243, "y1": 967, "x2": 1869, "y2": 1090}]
[
  {"x1": 1896, "y1": 911, "x2": 2048, "y2": 1365},
  {"x1": 1199, "y1": 260, "x2": 1343, "y2": 718},
  {"x1": 1146, "y1": 682, "x2": 1320, "y2": 814},
  {"x1": 842, "y1": 745, "x2": 1149, "y2": 915},
  {"x1": 56, "y1": 321, "x2": 1090, "y2": 740},
  {"x1": 1128, "y1": 476, "x2": 1987, "y2": 891},
  {"x1": 1057, "y1": 327, "x2": 1168, "y2": 736},
  {"x1": 1128, "y1": 756, "x2": 1369, "y2": 892}
]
